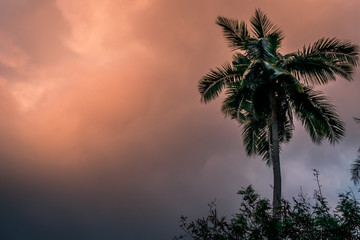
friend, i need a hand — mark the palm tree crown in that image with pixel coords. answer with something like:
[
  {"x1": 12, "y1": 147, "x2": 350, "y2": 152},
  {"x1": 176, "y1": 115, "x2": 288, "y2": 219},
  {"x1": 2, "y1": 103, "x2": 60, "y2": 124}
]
[{"x1": 199, "y1": 9, "x2": 359, "y2": 217}]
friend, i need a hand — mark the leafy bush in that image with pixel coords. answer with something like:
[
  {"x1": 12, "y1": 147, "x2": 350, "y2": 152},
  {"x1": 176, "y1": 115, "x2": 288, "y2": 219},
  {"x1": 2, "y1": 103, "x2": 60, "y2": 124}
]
[{"x1": 175, "y1": 171, "x2": 360, "y2": 240}]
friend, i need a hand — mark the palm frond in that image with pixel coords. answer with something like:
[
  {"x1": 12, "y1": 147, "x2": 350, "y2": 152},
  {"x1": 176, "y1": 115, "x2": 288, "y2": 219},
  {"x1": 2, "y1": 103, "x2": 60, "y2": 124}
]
[
  {"x1": 257, "y1": 125, "x2": 271, "y2": 165},
  {"x1": 221, "y1": 82, "x2": 253, "y2": 123},
  {"x1": 351, "y1": 154, "x2": 360, "y2": 185},
  {"x1": 216, "y1": 16, "x2": 250, "y2": 51},
  {"x1": 250, "y1": 9, "x2": 282, "y2": 38},
  {"x1": 242, "y1": 116, "x2": 267, "y2": 157},
  {"x1": 276, "y1": 87, "x2": 294, "y2": 143},
  {"x1": 303, "y1": 37, "x2": 359, "y2": 67},
  {"x1": 232, "y1": 53, "x2": 251, "y2": 73},
  {"x1": 199, "y1": 62, "x2": 238, "y2": 103},
  {"x1": 247, "y1": 38, "x2": 275, "y2": 62},
  {"x1": 242, "y1": 117, "x2": 287, "y2": 166},
  {"x1": 263, "y1": 61, "x2": 296, "y2": 82},
  {"x1": 289, "y1": 86, "x2": 345, "y2": 144},
  {"x1": 278, "y1": 110, "x2": 294, "y2": 143},
  {"x1": 268, "y1": 32, "x2": 283, "y2": 56},
  {"x1": 281, "y1": 55, "x2": 336, "y2": 85},
  {"x1": 240, "y1": 60, "x2": 267, "y2": 88},
  {"x1": 283, "y1": 38, "x2": 359, "y2": 84}
]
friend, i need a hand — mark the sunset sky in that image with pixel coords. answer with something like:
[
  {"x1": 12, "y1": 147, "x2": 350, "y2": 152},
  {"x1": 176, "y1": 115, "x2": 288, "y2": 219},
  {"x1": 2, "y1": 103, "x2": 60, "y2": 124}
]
[{"x1": 0, "y1": 0, "x2": 359, "y2": 239}]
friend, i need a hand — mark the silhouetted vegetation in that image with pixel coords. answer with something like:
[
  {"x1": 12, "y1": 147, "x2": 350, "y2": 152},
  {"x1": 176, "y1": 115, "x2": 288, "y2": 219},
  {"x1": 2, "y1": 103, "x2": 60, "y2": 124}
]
[{"x1": 176, "y1": 171, "x2": 360, "y2": 240}]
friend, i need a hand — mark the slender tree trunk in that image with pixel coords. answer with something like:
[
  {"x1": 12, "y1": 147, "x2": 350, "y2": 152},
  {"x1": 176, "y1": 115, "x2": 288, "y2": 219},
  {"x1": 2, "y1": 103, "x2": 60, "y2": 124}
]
[{"x1": 270, "y1": 89, "x2": 281, "y2": 218}]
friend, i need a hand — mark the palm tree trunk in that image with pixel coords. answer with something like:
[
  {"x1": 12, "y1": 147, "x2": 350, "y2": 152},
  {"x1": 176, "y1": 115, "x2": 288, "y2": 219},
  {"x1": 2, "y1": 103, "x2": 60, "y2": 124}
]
[{"x1": 270, "y1": 89, "x2": 281, "y2": 218}]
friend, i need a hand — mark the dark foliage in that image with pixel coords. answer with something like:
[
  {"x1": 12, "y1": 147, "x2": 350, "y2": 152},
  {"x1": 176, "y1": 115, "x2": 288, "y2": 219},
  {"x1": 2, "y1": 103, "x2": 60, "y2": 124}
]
[{"x1": 176, "y1": 171, "x2": 360, "y2": 240}]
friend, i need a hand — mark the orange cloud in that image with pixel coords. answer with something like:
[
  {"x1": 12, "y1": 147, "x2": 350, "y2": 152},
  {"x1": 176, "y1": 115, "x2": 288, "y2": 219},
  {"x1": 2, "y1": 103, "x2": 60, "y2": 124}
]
[{"x1": 0, "y1": 30, "x2": 30, "y2": 69}]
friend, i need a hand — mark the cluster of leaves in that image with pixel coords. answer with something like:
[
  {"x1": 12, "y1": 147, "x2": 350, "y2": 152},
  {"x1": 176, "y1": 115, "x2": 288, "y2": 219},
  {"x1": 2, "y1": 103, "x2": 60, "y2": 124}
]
[{"x1": 175, "y1": 180, "x2": 360, "y2": 239}]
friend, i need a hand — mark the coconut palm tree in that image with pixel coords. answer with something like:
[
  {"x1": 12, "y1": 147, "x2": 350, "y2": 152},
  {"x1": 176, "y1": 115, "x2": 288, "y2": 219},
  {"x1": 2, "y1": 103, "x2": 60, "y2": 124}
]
[
  {"x1": 351, "y1": 118, "x2": 360, "y2": 184},
  {"x1": 199, "y1": 9, "x2": 359, "y2": 217}
]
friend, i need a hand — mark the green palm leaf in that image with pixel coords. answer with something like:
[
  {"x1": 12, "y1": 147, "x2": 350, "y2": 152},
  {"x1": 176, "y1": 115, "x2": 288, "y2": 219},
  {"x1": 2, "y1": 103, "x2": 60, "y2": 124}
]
[
  {"x1": 289, "y1": 86, "x2": 345, "y2": 144},
  {"x1": 198, "y1": 62, "x2": 238, "y2": 103},
  {"x1": 242, "y1": 116, "x2": 267, "y2": 157},
  {"x1": 282, "y1": 55, "x2": 337, "y2": 84},
  {"x1": 216, "y1": 16, "x2": 250, "y2": 51},
  {"x1": 221, "y1": 82, "x2": 253, "y2": 123},
  {"x1": 250, "y1": 9, "x2": 283, "y2": 38},
  {"x1": 247, "y1": 38, "x2": 275, "y2": 62},
  {"x1": 283, "y1": 38, "x2": 359, "y2": 84},
  {"x1": 232, "y1": 53, "x2": 251, "y2": 73},
  {"x1": 268, "y1": 32, "x2": 283, "y2": 56},
  {"x1": 305, "y1": 37, "x2": 358, "y2": 66}
]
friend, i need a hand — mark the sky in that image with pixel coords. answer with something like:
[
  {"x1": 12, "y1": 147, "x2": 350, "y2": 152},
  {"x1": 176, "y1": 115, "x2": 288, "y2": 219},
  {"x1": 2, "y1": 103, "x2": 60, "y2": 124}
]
[{"x1": 0, "y1": 0, "x2": 359, "y2": 239}]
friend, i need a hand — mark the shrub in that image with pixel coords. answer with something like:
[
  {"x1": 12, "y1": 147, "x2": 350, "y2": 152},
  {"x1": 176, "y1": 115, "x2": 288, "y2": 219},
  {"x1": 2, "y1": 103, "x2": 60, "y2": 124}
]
[{"x1": 175, "y1": 171, "x2": 360, "y2": 240}]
